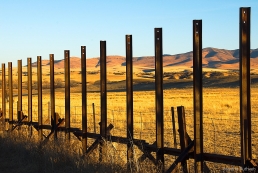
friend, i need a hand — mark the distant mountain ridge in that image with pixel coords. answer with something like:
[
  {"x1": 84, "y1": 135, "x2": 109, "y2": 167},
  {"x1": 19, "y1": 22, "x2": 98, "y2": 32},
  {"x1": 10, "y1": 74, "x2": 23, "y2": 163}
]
[{"x1": 31, "y1": 47, "x2": 258, "y2": 70}]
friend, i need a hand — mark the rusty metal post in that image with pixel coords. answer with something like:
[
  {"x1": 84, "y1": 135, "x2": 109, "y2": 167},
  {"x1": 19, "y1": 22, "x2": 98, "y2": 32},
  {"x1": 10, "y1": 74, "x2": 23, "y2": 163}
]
[
  {"x1": 27, "y1": 58, "x2": 32, "y2": 136},
  {"x1": 177, "y1": 106, "x2": 188, "y2": 172},
  {"x1": 2, "y1": 64, "x2": 6, "y2": 127},
  {"x1": 100, "y1": 41, "x2": 107, "y2": 138},
  {"x1": 18, "y1": 60, "x2": 22, "y2": 121},
  {"x1": 37, "y1": 56, "x2": 43, "y2": 140},
  {"x1": 92, "y1": 103, "x2": 96, "y2": 133},
  {"x1": 193, "y1": 20, "x2": 203, "y2": 172},
  {"x1": 50, "y1": 54, "x2": 57, "y2": 139},
  {"x1": 239, "y1": 7, "x2": 252, "y2": 167},
  {"x1": 100, "y1": 41, "x2": 107, "y2": 162},
  {"x1": 27, "y1": 58, "x2": 32, "y2": 122},
  {"x1": 48, "y1": 101, "x2": 50, "y2": 123},
  {"x1": 81, "y1": 47, "x2": 87, "y2": 152},
  {"x1": 8, "y1": 62, "x2": 13, "y2": 130},
  {"x1": 171, "y1": 107, "x2": 177, "y2": 149},
  {"x1": 126, "y1": 35, "x2": 134, "y2": 164},
  {"x1": 155, "y1": 28, "x2": 164, "y2": 168},
  {"x1": 16, "y1": 101, "x2": 18, "y2": 121},
  {"x1": 65, "y1": 50, "x2": 71, "y2": 140}
]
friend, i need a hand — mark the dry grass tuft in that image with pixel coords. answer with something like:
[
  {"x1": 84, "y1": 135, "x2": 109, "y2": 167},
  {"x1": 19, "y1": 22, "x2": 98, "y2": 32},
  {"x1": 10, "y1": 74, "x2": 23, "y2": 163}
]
[
  {"x1": 0, "y1": 131, "x2": 167, "y2": 173},
  {"x1": 0, "y1": 131, "x2": 129, "y2": 173}
]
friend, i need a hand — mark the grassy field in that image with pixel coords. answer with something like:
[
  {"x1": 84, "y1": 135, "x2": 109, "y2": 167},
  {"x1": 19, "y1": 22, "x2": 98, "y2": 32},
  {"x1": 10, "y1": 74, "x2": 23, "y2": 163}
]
[
  {"x1": 1, "y1": 87, "x2": 258, "y2": 171},
  {"x1": 0, "y1": 67, "x2": 258, "y2": 172}
]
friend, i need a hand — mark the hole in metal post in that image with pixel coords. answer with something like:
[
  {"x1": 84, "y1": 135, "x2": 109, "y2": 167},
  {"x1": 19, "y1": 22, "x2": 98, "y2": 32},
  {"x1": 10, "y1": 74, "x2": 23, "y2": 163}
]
[
  {"x1": 244, "y1": 11, "x2": 246, "y2": 13},
  {"x1": 128, "y1": 42, "x2": 130, "y2": 44},
  {"x1": 244, "y1": 21, "x2": 246, "y2": 23},
  {"x1": 157, "y1": 38, "x2": 159, "y2": 40},
  {"x1": 83, "y1": 53, "x2": 84, "y2": 54},
  {"x1": 196, "y1": 31, "x2": 198, "y2": 34},
  {"x1": 157, "y1": 30, "x2": 159, "y2": 32},
  {"x1": 196, "y1": 23, "x2": 198, "y2": 25}
]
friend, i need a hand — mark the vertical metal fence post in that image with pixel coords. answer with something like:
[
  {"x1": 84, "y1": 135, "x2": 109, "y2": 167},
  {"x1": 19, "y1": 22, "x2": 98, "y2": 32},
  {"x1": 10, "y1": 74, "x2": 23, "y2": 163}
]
[
  {"x1": 155, "y1": 28, "x2": 164, "y2": 169},
  {"x1": 100, "y1": 41, "x2": 107, "y2": 138},
  {"x1": 193, "y1": 20, "x2": 203, "y2": 172},
  {"x1": 81, "y1": 47, "x2": 87, "y2": 152},
  {"x1": 16, "y1": 101, "x2": 18, "y2": 121},
  {"x1": 171, "y1": 107, "x2": 177, "y2": 149},
  {"x1": 37, "y1": 56, "x2": 43, "y2": 140},
  {"x1": 18, "y1": 60, "x2": 22, "y2": 121},
  {"x1": 64, "y1": 50, "x2": 71, "y2": 140},
  {"x1": 92, "y1": 103, "x2": 96, "y2": 133},
  {"x1": 1, "y1": 64, "x2": 6, "y2": 127},
  {"x1": 65, "y1": 50, "x2": 71, "y2": 140},
  {"x1": 27, "y1": 58, "x2": 32, "y2": 136},
  {"x1": 100, "y1": 40, "x2": 107, "y2": 162},
  {"x1": 50, "y1": 54, "x2": 56, "y2": 139},
  {"x1": 239, "y1": 7, "x2": 252, "y2": 167},
  {"x1": 48, "y1": 102, "x2": 50, "y2": 123},
  {"x1": 126, "y1": 35, "x2": 134, "y2": 165},
  {"x1": 8, "y1": 62, "x2": 13, "y2": 131},
  {"x1": 177, "y1": 106, "x2": 188, "y2": 172}
]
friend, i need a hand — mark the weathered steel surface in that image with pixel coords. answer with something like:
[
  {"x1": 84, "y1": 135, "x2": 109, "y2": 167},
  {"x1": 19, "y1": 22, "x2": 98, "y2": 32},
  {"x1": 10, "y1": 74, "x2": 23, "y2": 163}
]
[
  {"x1": 100, "y1": 41, "x2": 107, "y2": 138},
  {"x1": 27, "y1": 58, "x2": 32, "y2": 136},
  {"x1": 18, "y1": 60, "x2": 22, "y2": 120},
  {"x1": 155, "y1": 28, "x2": 164, "y2": 167},
  {"x1": 8, "y1": 62, "x2": 13, "y2": 130},
  {"x1": 50, "y1": 54, "x2": 57, "y2": 139},
  {"x1": 2, "y1": 64, "x2": 6, "y2": 125},
  {"x1": 27, "y1": 58, "x2": 32, "y2": 123},
  {"x1": 171, "y1": 107, "x2": 177, "y2": 149},
  {"x1": 166, "y1": 141, "x2": 194, "y2": 173},
  {"x1": 99, "y1": 41, "x2": 107, "y2": 162},
  {"x1": 177, "y1": 106, "x2": 189, "y2": 150},
  {"x1": 177, "y1": 106, "x2": 189, "y2": 172},
  {"x1": 92, "y1": 103, "x2": 96, "y2": 133},
  {"x1": 193, "y1": 19, "x2": 203, "y2": 172},
  {"x1": 239, "y1": 7, "x2": 252, "y2": 167},
  {"x1": 37, "y1": 56, "x2": 43, "y2": 140},
  {"x1": 81, "y1": 47, "x2": 87, "y2": 152},
  {"x1": 65, "y1": 50, "x2": 71, "y2": 140},
  {"x1": 126, "y1": 35, "x2": 134, "y2": 163}
]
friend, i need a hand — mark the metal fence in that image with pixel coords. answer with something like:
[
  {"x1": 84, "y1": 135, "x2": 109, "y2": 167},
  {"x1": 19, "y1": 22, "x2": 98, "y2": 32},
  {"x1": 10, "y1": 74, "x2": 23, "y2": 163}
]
[{"x1": 0, "y1": 6, "x2": 257, "y2": 173}]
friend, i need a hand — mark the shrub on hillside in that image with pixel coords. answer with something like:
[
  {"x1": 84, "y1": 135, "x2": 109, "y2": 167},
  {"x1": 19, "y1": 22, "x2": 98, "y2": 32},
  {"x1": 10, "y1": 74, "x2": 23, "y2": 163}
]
[
  {"x1": 55, "y1": 78, "x2": 64, "y2": 88},
  {"x1": 210, "y1": 72, "x2": 224, "y2": 78},
  {"x1": 42, "y1": 80, "x2": 50, "y2": 89},
  {"x1": 70, "y1": 80, "x2": 79, "y2": 87}
]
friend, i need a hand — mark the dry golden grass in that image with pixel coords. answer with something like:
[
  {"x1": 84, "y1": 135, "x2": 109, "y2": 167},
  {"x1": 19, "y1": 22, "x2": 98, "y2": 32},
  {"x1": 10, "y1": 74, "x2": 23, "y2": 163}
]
[
  {"x1": 1, "y1": 66, "x2": 258, "y2": 171},
  {"x1": 1, "y1": 86, "x2": 258, "y2": 171},
  {"x1": 0, "y1": 132, "x2": 133, "y2": 173}
]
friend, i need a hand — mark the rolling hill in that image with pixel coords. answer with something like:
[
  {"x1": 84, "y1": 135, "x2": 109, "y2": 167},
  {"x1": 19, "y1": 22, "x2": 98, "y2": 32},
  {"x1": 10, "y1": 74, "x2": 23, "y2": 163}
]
[{"x1": 31, "y1": 47, "x2": 258, "y2": 71}]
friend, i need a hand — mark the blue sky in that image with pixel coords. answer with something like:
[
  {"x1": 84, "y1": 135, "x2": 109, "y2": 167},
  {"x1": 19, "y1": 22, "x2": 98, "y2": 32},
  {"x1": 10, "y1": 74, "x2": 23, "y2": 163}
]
[{"x1": 1, "y1": 0, "x2": 258, "y2": 66}]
